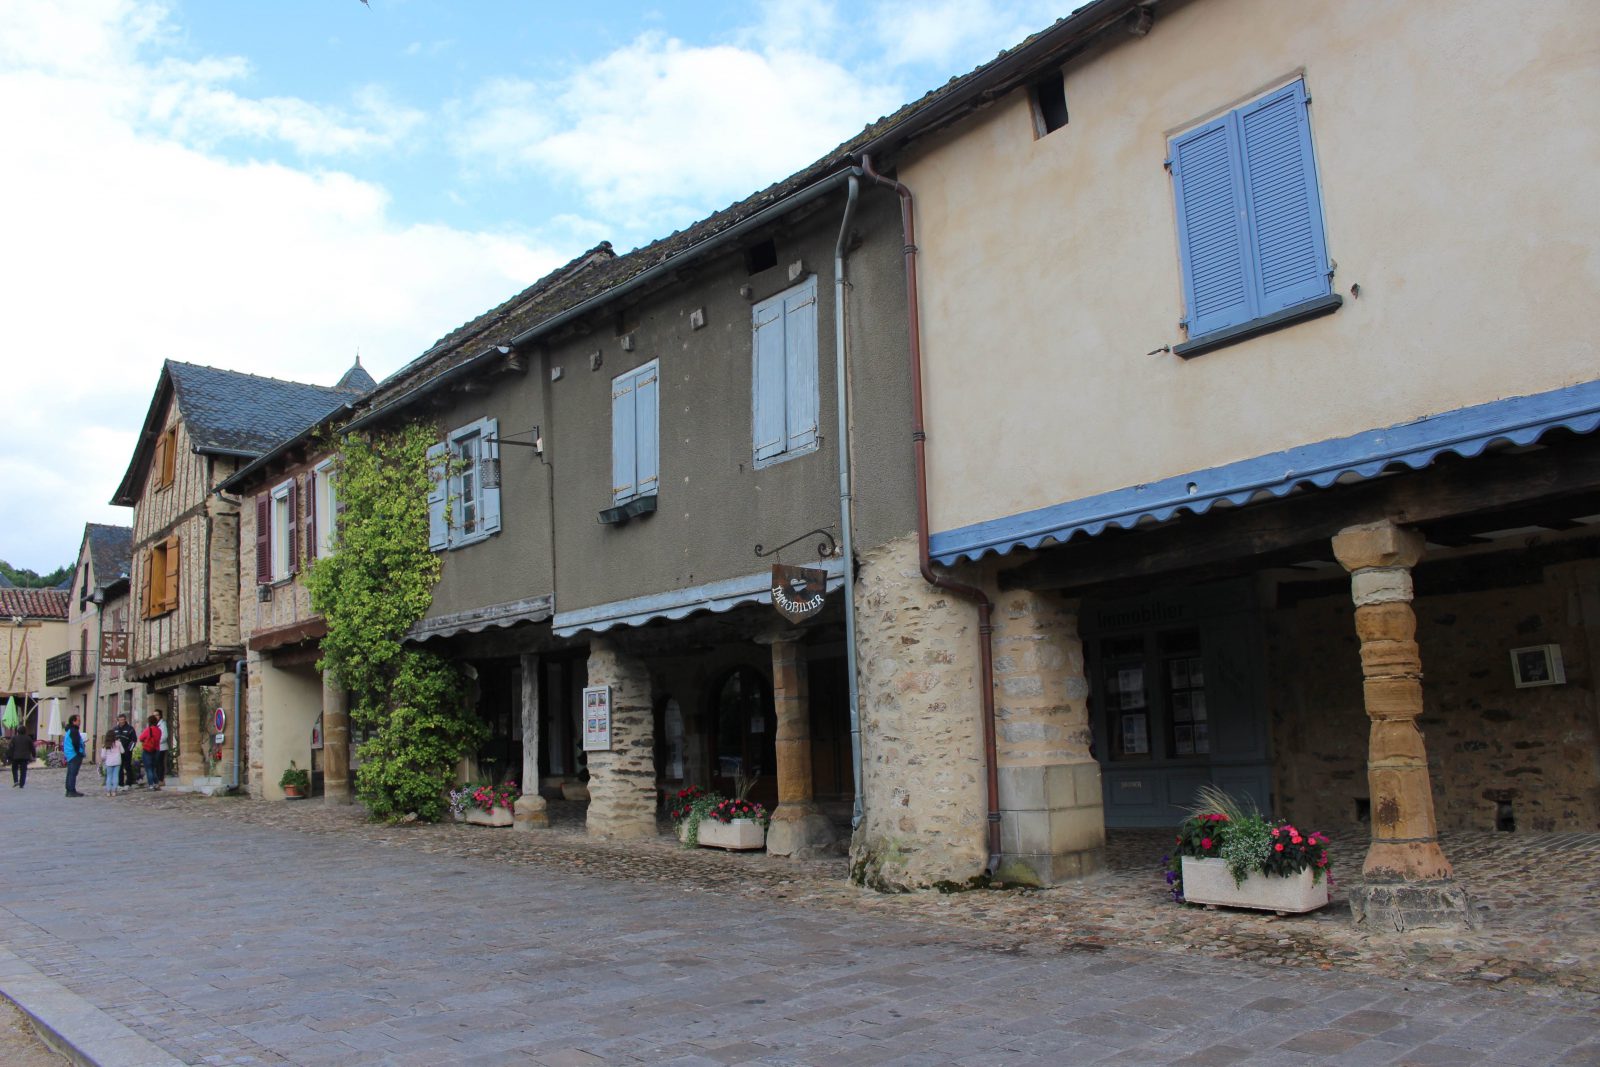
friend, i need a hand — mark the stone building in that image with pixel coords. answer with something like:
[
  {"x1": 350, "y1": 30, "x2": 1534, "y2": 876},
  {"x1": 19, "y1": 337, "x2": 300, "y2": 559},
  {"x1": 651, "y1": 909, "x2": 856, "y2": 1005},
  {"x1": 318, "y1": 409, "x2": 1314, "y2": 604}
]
[
  {"x1": 1, "y1": 587, "x2": 69, "y2": 741},
  {"x1": 110, "y1": 360, "x2": 372, "y2": 788},
  {"x1": 48, "y1": 523, "x2": 141, "y2": 742},
  {"x1": 825, "y1": 0, "x2": 1600, "y2": 927},
  {"x1": 339, "y1": 160, "x2": 917, "y2": 852}
]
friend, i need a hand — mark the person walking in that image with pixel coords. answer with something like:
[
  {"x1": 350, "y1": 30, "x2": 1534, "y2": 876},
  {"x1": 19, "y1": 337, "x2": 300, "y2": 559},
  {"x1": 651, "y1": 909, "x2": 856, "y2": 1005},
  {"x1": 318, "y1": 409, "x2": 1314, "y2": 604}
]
[
  {"x1": 62, "y1": 715, "x2": 86, "y2": 797},
  {"x1": 155, "y1": 709, "x2": 169, "y2": 787},
  {"x1": 99, "y1": 731, "x2": 123, "y2": 797},
  {"x1": 112, "y1": 713, "x2": 137, "y2": 788},
  {"x1": 139, "y1": 715, "x2": 163, "y2": 792},
  {"x1": 8, "y1": 729, "x2": 33, "y2": 789}
]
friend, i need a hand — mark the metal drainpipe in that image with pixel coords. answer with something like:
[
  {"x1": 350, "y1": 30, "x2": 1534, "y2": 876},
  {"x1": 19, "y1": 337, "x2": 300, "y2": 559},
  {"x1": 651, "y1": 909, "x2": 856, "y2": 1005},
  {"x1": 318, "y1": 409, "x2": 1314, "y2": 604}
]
[
  {"x1": 832, "y1": 174, "x2": 865, "y2": 831},
  {"x1": 231, "y1": 658, "x2": 244, "y2": 792},
  {"x1": 860, "y1": 154, "x2": 1003, "y2": 876}
]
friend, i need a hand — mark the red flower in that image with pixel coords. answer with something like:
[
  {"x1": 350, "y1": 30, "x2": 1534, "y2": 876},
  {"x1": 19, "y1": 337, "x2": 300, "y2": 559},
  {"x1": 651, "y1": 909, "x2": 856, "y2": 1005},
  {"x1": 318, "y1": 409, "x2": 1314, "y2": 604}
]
[
  {"x1": 1274, "y1": 843, "x2": 1284, "y2": 852},
  {"x1": 1201, "y1": 837, "x2": 1212, "y2": 850}
]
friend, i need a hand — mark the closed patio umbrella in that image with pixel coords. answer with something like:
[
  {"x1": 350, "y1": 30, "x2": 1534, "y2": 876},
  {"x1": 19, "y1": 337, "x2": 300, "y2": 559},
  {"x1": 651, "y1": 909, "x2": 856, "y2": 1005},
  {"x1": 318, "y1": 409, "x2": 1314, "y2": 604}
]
[
  {"x1": 46, "y1": 696, "x2": 62, "y2": 738},
  {"x1": 1, "y1": 696, "x2": 16, "y2": 731}
]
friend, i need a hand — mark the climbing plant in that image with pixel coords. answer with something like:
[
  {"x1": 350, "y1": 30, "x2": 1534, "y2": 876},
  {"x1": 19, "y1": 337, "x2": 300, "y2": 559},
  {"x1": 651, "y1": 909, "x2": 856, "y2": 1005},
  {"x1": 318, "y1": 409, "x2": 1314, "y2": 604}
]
[{"x1": 305, "y1": 424, "x2": 485, "y2": 822}]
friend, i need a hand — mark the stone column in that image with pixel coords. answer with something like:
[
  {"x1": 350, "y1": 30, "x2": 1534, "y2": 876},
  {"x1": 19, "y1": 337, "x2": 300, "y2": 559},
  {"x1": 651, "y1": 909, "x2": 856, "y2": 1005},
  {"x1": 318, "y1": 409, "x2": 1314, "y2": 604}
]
[
  {"x1": 585, "y1": 638, "x2": 656, "y2": 839},
  {"x1": 322, "y1": 673, "x2": 351, "y2": 805},
  {"x1": 991, "y1": 590, "x2": 1104, "y2": 885},
  {"x1": 760, "y1": 634, "x2": 837, "y2": 858},
  {"x1": 175, "y1": 682, "x2": 204, "y2": 782},
  {"x1": 515, "y1": 653, "x2": 548, "y2": 830},
  {"x1": 1332, "y1": 520, "x2": 1473, "y2": 930},
  {"x1": 215, "y1": 670, "x2": 237, "y2": 788}
]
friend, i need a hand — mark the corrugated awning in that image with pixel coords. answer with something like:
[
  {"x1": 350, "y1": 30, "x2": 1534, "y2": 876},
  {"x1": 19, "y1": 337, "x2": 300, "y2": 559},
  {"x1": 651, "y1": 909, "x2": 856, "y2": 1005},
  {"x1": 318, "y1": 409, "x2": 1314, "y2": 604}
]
[
  {"x1": 553, "y1": 559, "x2": 844, "y2": 638},
  {"x1": 931, "y1": 377, "x2": 1600, "y2": 566},
  {"x1": 409, "y1": 596, "x2": 553, "y2": 643}
]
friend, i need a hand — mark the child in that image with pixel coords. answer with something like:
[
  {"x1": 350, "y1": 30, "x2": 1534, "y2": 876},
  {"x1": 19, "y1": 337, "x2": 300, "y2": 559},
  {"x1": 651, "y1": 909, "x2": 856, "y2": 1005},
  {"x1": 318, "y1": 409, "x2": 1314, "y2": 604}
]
[{"x1": 100, "y1": 731, "x2": 123, "y2": 797}]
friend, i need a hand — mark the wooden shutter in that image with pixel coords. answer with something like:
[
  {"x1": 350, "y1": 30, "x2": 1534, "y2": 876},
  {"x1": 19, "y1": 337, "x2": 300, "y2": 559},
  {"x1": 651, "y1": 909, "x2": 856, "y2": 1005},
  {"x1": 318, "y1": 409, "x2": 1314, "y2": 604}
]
[
  {"x1": 752, "y1": 299, "x2": 788, "y2": 461},
  {"x1": 141, "y1": 548, "x2": 155, "y2": 618},
  {"x1": 611, "y1": 372, "x2": 638, "y2": 503},
  {"x1": 162, "y1": 535, "x2": 180, "y2": 612},
  {"x1": 1237, "y1": 80, "x2": 1329, "y2": 314},
  {"x1": 783, "y1": 279, "x2": 819, "y2": 454},
  {"x1": 286, "y1": 480, "x2": 299, "y2": 575},
  {"x1": 151, "y1": 433, "x2": 169, "y2": 491},
  {"x1": 255, "y1": 495, "x2": 272, "y2": 584},
  {"x1": 634, "y1": 363, "x2": 659, "y2": 497},
  {"x1": 305, "y1": 470, "x2": 318, "y2": 563},
  {"x1": 1171, "y1": 112, "x2": 1252, "y2": 338},
  {"x1": 426, "y1": 443, "x2": 448, "y2": 550},
  {"x1": 479, "y1": 419, "x2": 501, "y2": 535}
]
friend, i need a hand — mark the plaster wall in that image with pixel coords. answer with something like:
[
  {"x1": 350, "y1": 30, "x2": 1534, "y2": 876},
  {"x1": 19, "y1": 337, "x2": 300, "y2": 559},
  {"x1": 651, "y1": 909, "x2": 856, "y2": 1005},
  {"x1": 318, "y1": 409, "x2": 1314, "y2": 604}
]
[
  {"x1": 901, "y1": 0, "x2": 1600, "y2": 536},
  {"x1": 254, "y1": 656, "x2": 322, "y2": 801},
  {"x1": 548, "y1": 193, "x2": 914, "y2": 615}
]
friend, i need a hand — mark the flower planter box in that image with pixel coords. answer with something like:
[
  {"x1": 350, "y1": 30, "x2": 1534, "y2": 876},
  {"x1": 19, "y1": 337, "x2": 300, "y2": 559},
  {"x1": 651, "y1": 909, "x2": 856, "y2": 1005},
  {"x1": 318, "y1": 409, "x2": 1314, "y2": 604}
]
[
  {"x1": 463, "y1": 806, "x2": 514, "y2": 827},
  {"x1": 695, "y1": 818, "x2": 766, "y2": 851},
  {"x1": 1181, "y1": 857, "x2": 1328, "y2": 914}
]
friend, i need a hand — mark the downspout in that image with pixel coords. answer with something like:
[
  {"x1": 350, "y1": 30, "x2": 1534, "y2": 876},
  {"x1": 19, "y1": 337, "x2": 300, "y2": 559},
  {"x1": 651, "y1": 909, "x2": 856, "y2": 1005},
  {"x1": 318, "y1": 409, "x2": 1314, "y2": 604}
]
[
  {"x1": 832, "y1": 174, "x2": 865, "y2": 831},
  {"x1": 860, "y1": 154, "x2": 1002, "y2": 875},
  {"x1": 231, "y1": 657, "x2": 244, "y2": 792}
]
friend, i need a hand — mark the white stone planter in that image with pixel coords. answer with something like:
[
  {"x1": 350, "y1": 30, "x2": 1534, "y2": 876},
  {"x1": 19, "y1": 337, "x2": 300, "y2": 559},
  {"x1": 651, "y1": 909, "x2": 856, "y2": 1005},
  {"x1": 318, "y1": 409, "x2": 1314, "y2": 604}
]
[
  {"x1": 695, "y1": 817, "x2": 766, "y2": 851},
  {"x1": 463, "y1": 806, "x2": 514, "y2": 827},
  {"x1": 1181, "y1": 857, "x2": 1329, "y2": 914}
]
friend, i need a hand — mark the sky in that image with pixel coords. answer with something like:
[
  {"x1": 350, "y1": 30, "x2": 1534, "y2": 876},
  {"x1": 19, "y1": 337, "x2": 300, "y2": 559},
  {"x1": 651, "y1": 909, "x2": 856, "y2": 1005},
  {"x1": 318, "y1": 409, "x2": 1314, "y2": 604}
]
[{"x1": 0, "y1": 0, "x2": 1066, "y2": 573}]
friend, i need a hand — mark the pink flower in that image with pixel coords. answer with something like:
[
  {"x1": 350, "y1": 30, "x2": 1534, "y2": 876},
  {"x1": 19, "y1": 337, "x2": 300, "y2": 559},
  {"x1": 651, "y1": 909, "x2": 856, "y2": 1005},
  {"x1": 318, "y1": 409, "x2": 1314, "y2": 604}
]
[
  {"x1": 1270, "y1": 829, "x2": 1279, "y2": 837},
  {"x1": 1274, "y1": 843, "x2": 1284, "y2": 852},
  {"x1": 1201, "y1": 837, "x2": 1212, "y2": 850}
]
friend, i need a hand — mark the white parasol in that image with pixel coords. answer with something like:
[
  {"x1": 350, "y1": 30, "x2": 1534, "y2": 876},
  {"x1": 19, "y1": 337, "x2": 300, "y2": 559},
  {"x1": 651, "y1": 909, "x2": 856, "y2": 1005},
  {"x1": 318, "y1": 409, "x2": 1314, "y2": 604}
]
[{"x1": 46, "y1": 696, "x2": 62, "y2": 738}]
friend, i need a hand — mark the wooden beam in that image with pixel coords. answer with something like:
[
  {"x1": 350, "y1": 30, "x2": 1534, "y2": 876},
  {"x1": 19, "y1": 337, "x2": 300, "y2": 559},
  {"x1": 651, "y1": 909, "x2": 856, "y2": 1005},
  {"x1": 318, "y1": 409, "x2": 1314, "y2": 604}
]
[{"x1": 1000, "y1": 436, "x2": 1600, "y2": 593}]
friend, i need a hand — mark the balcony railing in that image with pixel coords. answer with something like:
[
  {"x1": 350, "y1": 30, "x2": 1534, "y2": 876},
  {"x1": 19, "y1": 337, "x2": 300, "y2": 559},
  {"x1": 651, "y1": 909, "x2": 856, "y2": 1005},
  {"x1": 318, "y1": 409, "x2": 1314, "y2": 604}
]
[{"x1": 44, "y1": 650, "x2": 94, "y2": 687}]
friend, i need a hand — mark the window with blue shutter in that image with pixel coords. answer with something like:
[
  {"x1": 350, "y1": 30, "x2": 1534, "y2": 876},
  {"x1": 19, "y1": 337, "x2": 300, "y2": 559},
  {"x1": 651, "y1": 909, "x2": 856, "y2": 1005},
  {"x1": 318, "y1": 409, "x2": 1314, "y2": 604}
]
[
  {"x1": 751, "y1": 276, "x2": 819, "y2": 468},
  {"x1": 612, "y1": 361, "x2": 659, "y2": 505},
  {"x1": 426, "y1": 442, "x2": 448, "y2": 551},
  {"x1": 427, "y1": 418, "x2": 502, "y2": 552},
  {"x1": 1169, "y1": 80, "x2": 1338, "y2": 356}
]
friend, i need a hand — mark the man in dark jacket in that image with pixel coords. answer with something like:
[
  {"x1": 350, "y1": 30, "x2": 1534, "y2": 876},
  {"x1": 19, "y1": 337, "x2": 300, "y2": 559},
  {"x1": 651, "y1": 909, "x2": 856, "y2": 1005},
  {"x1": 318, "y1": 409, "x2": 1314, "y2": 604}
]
[
  {"x1": 112, "y1": 713, "x2": 138, "y2": 788},
  {"x1": 63, "y1": 715, "x2": 86, "y2": 797}
]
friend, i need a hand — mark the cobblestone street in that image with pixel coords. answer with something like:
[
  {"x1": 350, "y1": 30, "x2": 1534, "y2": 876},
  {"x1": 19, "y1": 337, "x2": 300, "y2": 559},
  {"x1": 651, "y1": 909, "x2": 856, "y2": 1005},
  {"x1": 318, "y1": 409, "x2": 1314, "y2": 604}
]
[{"x1": 0, "y1": 773, "x2": 1596, "y2": 1065}]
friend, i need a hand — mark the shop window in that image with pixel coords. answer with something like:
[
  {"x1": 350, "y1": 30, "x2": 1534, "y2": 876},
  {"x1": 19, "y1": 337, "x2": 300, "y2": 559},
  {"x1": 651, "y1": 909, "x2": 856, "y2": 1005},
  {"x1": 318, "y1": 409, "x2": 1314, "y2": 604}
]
[
  {"x1": 712, "y1": 666, "x2": 775, "y2": 783},
  {"x1": 1100, "y1": 627, "x2": 1207, "y2": 761}
]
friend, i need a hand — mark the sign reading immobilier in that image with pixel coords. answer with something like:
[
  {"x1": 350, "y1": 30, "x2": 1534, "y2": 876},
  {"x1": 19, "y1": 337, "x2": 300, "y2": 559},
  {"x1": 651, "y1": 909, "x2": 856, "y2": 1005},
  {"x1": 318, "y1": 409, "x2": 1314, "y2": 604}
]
[{"x1": 771, "y1": 564, "x2": 828, "y2": 624}]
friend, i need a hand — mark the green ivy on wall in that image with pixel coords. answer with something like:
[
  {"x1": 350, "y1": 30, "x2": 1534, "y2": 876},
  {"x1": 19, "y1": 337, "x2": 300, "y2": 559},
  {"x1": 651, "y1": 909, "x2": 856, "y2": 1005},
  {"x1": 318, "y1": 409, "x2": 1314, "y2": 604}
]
[{"x1": 306, "y1": 424, "x2": 485, "y2": 822}]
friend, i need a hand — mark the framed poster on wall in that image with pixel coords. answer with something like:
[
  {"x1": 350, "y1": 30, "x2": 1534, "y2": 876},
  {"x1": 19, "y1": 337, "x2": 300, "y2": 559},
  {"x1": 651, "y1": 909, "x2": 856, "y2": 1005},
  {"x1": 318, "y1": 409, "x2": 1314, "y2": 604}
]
[{"x1": 581, "y1": 685, "x2": 612, "y2": 752}]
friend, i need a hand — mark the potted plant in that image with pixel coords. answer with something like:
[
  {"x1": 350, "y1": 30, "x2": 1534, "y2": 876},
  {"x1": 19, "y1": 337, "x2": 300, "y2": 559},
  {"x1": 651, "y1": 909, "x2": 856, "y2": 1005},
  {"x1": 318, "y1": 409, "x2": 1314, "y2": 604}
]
[
  {"x1": 669, "y1": 785, "x2": 720, "y2": 846},
  {"x1": 696, "y1": 796, "x2": 769, "y2": 851},
  {"x1": 279, "y1": 762, "x2": 310, "y2": 799},
  {"x1": 1164, "y1": 787, "x2": 1331, "y2": 914},
  {"x1": 449, "y1": 780, "x2": 517, "y2": 827}
]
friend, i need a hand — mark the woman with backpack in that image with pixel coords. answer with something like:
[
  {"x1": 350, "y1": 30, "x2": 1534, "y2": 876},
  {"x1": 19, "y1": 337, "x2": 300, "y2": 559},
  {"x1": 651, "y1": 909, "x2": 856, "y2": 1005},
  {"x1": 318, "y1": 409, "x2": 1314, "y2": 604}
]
[
  {"x1": 139, "y1": 715, "x2": 163, "y2": 792},
  {"x1": 8, "y1": 729, "x2": 34, "y2": 789}
]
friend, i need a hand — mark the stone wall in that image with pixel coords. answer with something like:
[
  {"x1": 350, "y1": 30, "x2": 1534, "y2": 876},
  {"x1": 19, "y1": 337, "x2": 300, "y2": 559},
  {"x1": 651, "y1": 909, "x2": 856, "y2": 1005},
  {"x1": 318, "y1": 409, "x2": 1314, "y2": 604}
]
[
  {"x1": 1269, "y1": 558, "x2": 1600, "y2": 834},
  {"x1": 585, "y1": 638, "x2": 656, "y2": 839},
  {"x1": 850, "y1": 535, "x2": 988, "y2": 889}
]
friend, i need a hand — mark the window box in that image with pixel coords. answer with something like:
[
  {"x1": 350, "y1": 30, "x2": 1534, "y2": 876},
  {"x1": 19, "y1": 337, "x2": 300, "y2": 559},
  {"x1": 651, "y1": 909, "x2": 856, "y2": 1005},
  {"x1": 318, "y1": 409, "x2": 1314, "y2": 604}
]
[{"x1": 598, "y1": 494, "x2": 657, "y2": 526}]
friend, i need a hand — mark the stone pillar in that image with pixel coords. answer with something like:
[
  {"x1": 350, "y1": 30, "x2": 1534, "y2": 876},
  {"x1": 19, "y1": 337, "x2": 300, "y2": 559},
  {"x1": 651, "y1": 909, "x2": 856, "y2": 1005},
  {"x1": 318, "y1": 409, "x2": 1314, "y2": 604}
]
[
  {"x1": 991, "y1": 590, "x2": 1104, "y2": 885},
  {"x1": 215, "y1": 670, "x2": 238, "y2": 788},
  {"x1": 175, "y1": 683, "x2": 204, "y2": 783},
  {"x1": 584, "y1": 638, "x2": 656, "y2": 839},
  {"x1": 322, "y1": 673, "x2": 352, "y2": 805},
  {"x1": 760, "y1": 634, "x2": 838, "y2": 858},
  {"x1": 1332, "y1": 520, "x2": 1474, "y2": 930},
  {"x1": 515, "y1": 653, "x2": 548, "y2": 830}
]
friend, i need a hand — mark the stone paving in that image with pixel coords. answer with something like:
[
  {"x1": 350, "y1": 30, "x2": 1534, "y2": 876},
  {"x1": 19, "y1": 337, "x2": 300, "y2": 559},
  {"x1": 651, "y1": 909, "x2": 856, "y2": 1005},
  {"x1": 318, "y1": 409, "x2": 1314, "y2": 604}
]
[{"x1": 0, "y1": 772, "x2": 1595, "y2": 1066}]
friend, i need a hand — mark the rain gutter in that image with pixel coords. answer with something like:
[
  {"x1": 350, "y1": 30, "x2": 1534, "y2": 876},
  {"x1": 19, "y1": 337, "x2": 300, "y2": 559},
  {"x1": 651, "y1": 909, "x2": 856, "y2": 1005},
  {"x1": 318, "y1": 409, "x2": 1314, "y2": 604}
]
[{"x1": 832, "y1": 174, "x2": 865, "y2": 831}]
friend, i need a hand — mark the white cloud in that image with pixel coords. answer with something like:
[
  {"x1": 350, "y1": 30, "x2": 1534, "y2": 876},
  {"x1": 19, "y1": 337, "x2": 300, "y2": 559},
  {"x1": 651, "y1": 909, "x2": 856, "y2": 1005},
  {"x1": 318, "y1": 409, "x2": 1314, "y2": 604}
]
[
  {"x1": 868, "y1": 0, "x2": 1059, "y2": 69},
  {"x1": 0, "y1": 0, "x2": 561, "y2": 571},
  {"x1": 451, "y1": 31, "x2": 903, "y2": 235}
]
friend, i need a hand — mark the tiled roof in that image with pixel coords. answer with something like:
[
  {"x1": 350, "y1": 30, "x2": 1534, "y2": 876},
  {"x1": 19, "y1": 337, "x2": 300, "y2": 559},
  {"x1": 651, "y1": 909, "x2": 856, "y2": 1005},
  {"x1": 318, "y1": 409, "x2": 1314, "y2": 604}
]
[
  {"x1": 0, "y1": 573, "x2": 11, "y2": 589},
  {"x1": 352, "y1": 1, "x2": 1135, "y2": 423},
  {"x1": 0, "y1": 588, "x2": 68, "y2": 620},
  {"x1": 85, "y1": 524, "x2": 133, "y2": 588}
]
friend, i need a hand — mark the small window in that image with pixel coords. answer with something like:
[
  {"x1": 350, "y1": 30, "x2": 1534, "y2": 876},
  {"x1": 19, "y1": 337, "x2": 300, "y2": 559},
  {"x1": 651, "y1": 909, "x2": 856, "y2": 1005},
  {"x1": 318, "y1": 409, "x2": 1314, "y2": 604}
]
[
  {"x1": 270, "y1": 480, "x2": 294, "y2": 580},
  {"x1": 743, "y1": 239, "x2": 777, "y2": 275},
  {"x1": 144, "y1": 536, "x2": 178, "y2": 617},
  {"x1": 427, "y1": 418, "x2": 502, "y2": 551},
  {"x1": 311, "y1": 460, "x2": 338, "y2": 560},
  {"x1": 610, "y1": 362, "x2": 660, "y2": 506},
  {"x1": 751, "y1": 276, "x2": 819, "y2": 468},
  {"x1": 152, "y1": 426, "x2": 177, "y2": 490},
  {"x1": 1030, "y1": 72, "x2": 1068, "y2": 137}
]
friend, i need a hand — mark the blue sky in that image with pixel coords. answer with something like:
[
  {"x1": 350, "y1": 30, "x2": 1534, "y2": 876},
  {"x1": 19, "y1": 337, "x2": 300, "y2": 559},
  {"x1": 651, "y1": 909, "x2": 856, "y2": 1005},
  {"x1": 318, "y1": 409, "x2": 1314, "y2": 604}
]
[{"x1": 1, "y1": 0, "x2": 1064, "y2": 571}]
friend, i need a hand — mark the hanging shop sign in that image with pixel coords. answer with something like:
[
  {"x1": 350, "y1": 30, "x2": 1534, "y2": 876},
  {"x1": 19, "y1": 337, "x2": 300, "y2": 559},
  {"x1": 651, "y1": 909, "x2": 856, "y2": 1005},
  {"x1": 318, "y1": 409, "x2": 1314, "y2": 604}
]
[
  {"x1": 770, "y1": 564, "x2": 828, "y2": 624},
  {"x1": 100, "y1": 630, "x2": 129, "y2": 666},
  {"x1": 581, "y1": 685, "x2": 612, "y2": 752}
]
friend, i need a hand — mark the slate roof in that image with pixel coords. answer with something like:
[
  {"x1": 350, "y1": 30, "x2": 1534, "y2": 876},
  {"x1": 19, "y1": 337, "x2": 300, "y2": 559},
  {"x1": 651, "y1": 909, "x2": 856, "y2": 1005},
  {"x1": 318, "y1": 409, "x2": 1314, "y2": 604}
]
[
  {"x1": 84, "y1": 524, "x2": 133, "y2": 589},
  {"x1": 113, "y1": 359, "x2": 373, "y2": 505},
  {"x1": 0, "y1": 574, "x2": 12, "y2": 589},
  {"x1": 350, "y1": 0, "x2": 1136, "y2": 425},
  {"x1": 0, "y1": 588, "x2": 69, "y2": 620}
]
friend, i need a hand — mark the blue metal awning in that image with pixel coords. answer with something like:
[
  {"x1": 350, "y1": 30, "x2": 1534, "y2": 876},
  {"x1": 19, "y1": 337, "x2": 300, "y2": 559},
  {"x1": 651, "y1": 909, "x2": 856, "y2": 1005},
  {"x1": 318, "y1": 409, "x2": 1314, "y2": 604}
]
[
  {"x1": 931, "y1": 377, "x2": 1600, "y2": 566},
  {"x1": 553, "y1": 559, "x2": 844, "y2": 638}
]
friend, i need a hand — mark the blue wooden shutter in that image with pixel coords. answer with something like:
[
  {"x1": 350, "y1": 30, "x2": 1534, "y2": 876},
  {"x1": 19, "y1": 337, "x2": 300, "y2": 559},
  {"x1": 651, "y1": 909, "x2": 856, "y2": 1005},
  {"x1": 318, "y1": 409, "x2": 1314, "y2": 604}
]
[
  {"x1": 612, "y1": 371, "x2": 637, "y2": 503},
  {"x1": 1238, "y1": 80, "x2": 1329, "y2": 313},
  {"x1": 1171, "y1": 113, "x2": 1252, "y2": 337},
  {"x1": 752, "y1": 300, "x2": 787, "y2": 461},
  {"x1": 634, "y1": 363, "x2": 659, "y2": 497},
  {"x1": 783, "y1": 279, "x2": 819, "y2": 454},
  {"x1": 426, "y1": 442, "x2": 448, "y2": 549},
  {"x1": 479, "y1": 418, "x2": 501, "y2": 534}
]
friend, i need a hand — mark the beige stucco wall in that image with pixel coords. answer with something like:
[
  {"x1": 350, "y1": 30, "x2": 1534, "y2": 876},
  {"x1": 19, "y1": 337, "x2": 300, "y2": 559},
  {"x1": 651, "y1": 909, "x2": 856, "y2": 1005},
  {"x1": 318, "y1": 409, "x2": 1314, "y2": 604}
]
[
  {"x1": 0, "y1": 621, "x2": 67, "y2": 703},
  {"x1": 254, "y1": 655, "x2": 322, "y2": 800},
  {"x1": 904, "y1": 0, "x2": 1600, "y2": 537}
]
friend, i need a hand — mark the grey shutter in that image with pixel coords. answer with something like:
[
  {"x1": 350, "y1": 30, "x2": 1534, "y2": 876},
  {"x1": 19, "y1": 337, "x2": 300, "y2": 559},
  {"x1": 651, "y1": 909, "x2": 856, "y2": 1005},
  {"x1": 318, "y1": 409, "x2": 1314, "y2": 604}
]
[
  {"x1": 612, "y1": 371, "x2": 637, "y2": 503},
  {"x1": 479, "y1": 418, "x2": 501, "y2": 534},
  {"x1": 752, "y1": 298, "x2": 787, "y2": 461},
  {"x1": 426, "y1": 442, "x2": 448, "y2": 550},
  {"x1": 784, "y1": 278, "x2": 819, "y2": 454}
]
